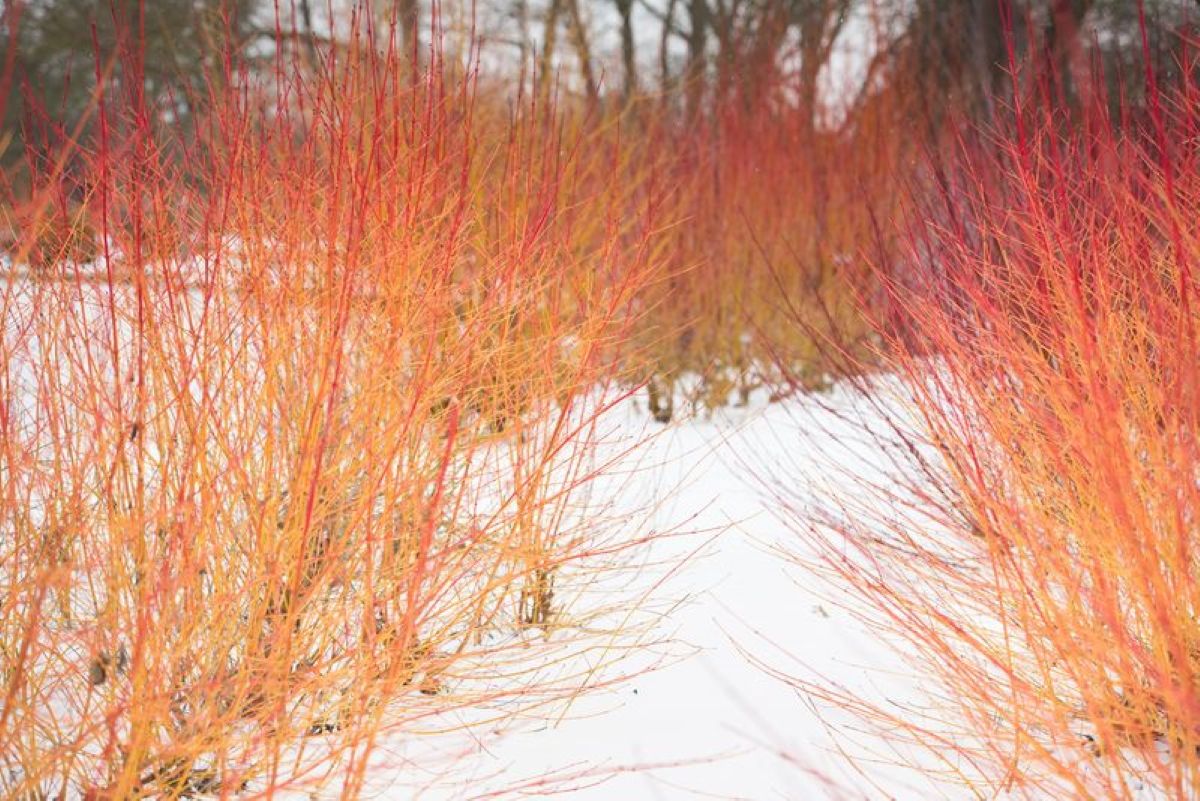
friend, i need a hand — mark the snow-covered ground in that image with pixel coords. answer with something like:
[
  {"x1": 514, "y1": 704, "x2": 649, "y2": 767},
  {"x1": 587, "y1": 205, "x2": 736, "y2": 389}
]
[{"x1": 360, "y1": 386, "x2": 966, "y2": 801}]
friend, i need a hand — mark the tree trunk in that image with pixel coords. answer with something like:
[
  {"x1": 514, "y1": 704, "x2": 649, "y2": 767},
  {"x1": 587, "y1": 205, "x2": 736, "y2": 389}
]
[
  {"x1": 659, "y1": 0, "x2": 678, "y2": 91},
  {"x1": 1045, "y1": 0, "x2": 1096, "y2": 112},
  {"x1": 538, "y1": 0, "x2": 563, "y2": 103},
  {"x1": 565, "y1": 0, "x2": 599, "y2": 102},
  {"x1": 396, "y1": 0, "x2": 421, "y2": 70},
  {"x1": 514, "y1": 0, "x2": 531, "y2": 76},
  {"x1": 614, "y1": 0, "x2": 637, "y2": 101},
  {"x1": 685, "y1": 0, "x2": 709, "y2": 118}
]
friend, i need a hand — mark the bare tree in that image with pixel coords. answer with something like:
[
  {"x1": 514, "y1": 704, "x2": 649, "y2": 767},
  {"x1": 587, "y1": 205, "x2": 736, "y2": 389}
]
[
  {"x1": 535, "y1": 0, "x2": 597, "y2": 103},
  {"x1": 1043, "y1": 0, "x2": 1097, "y2": 107},
  {"x1": 659, "y1": 0, "x2": 679, "y2": 89},
  {"x1": 537, "y1": 0, "x2": 563, "y2": 102},
  {"x1": 513, "y1": 0, "x2": 532, "y2": 73},
  {"x1": 397, "y1": 0, "x2": 421, "y2": 66},
  {"x1": 614, "y1": 0, "x2": 637, "y2": 100},
  {"x1": 792, "y1": 1, "x2": 855, "y2": 138},
  {"x1": 685, "y1": 0, "x2": 710, "y2": 116},
  {"x1": 565, "y1": 0, "x2": 600, "y2": 101}
]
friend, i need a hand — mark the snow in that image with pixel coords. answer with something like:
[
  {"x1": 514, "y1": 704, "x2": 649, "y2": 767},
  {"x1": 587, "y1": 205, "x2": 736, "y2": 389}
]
[
  {"x1": 0, "y1": 277, "x2": 1010, "y2": 800},
  {"x1": 356, "y1": 384, "x2": 967, "y2": 801}
]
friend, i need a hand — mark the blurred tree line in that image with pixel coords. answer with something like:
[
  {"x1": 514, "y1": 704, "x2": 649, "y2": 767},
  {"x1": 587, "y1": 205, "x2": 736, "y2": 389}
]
[
  {"x1": 1, "y1": 1, "x2": 256, "y2": 166},
  {"x1": 892, "y1": 1, "x2": 1198, "y2": 132},
  {"x1": 1, "y1": 0, "x2": 1198, "y2": 165}
]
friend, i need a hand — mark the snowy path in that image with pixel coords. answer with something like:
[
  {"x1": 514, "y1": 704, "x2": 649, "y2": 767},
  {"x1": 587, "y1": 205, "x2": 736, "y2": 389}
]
[{"x1": 373, "y1": 392, "x2": 951, "y2": 800}]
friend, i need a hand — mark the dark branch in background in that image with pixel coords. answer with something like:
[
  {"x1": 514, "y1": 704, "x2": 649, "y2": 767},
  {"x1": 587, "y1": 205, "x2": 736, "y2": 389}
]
[
  {"x1": 685, "y1": 0, "x2": 710, "y2": 117},
  {"x1": 659, "y1": 0, "x2": 679, "y2": 87},
  {"x1": 538, "y1": 0, "x2": 563, "y2": 102},
  {"x1": 564, "y1": 0, "x2": 599, "y2": 101},
  {"x1": 614, "y1": 0, "x2": 637, "y2": 100},
  {"x1": 639, "y1": 0, "x2": 688, "y2": 36},
  {"x1": 396, "y1": 0, "x2": 422, "y2": 69}
]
